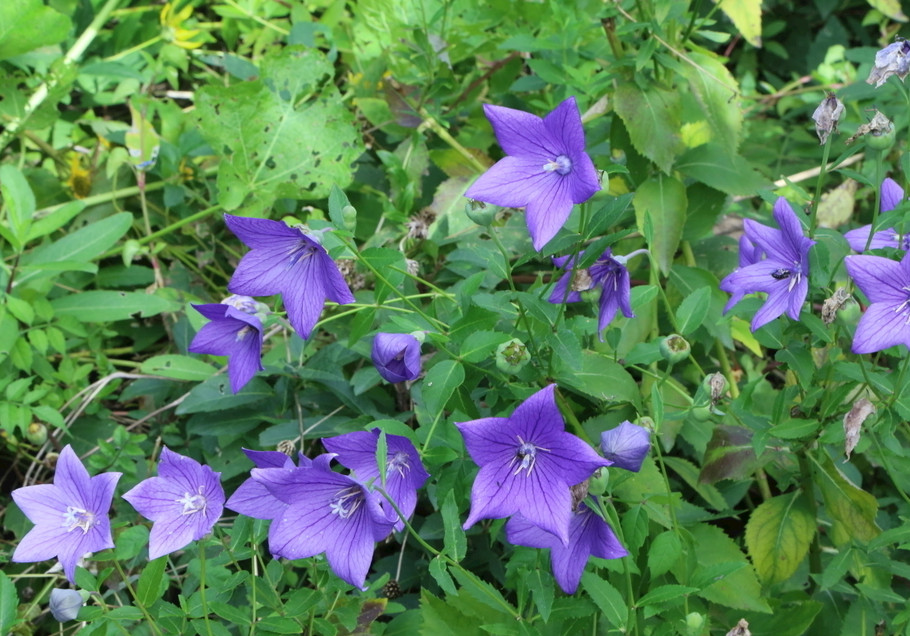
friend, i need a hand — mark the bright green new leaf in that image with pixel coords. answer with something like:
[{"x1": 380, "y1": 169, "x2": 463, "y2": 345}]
[
  {"x1": 675, "y1": 285, "x2": 712, "y2": 335},
  {"x1": 634, "y1": 174, "x2": 687, "y2": 274},
  {"x1": 745, "y1": 492, "x2": 815, "y2": 585},
  {"x1": 714, "y1": 0, "x2": 762, "y2": 47},
  {"x1": 0, "y1": 0, "x2": 71, "y2": 60},
  {"x1": 679, "y1": 52, "x2": 743, "y2": 153},
  {"x1": 614, "y1": 81, "x2": 686, "y2": 174},
  {"x1": 194, "y1": 47, "x2": 365, "y2": 215},
  {"x1": 867, "y1": 0, "x2": 907, "y2": 21},
  {"x1": 0, "y1": 165, "x2": 34, "y2": 250}
]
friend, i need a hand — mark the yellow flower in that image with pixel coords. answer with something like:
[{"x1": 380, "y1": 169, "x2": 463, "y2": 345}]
[
  {"x1": 160, "y1": 3, "x2": 203, "y2": 50},
  {"x1": 65, "y1": 153, "x2": 92, "y2": 199}
]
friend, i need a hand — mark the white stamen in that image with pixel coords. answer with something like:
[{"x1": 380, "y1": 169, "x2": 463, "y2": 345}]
[
  {"x1": 176, "y1": 488, "x2": 207, "y2": 515},
  {"x1": 62, "y1": 507, "x2": 95, "y2": 534}
]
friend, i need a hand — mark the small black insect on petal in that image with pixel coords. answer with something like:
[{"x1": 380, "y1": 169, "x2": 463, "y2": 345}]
[{"x1": 771, "y1": 269, "x2": 791, "y2": 280}]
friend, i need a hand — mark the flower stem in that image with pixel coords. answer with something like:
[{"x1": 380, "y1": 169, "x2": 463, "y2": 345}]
[
  {"x1": 808, "y1": 135, "x2": 833, "y2": 238},
  {"x1": 198, "y1": 541, "x2": 215, "y2": 636},
  {"x1": 863, "y1": 149, "x2": 885, "y2": 252},
  {"x1": 111, "y1": 558, "x2": 164, "y2": 636}
]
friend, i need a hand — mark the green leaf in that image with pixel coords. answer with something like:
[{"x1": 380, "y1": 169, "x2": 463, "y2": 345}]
[
  {"x1": 678, "y1": 52, "x2": 742, "y2": 152},
  {"x1": 633, "y1": 175, "x2": 687, "y2": 274},
  {"x1": 556, "y1": 351, "x2": 641, "y2": 409},
  {"x1": 816, "y1": 454, "x2": 880, "y2": 545},
  {"x1": 0, "y1": 165, "x2": 34, "y2": 250},
  {"x1": 580, "y1": 572, "x2": 626, "y2": 627},
  {"x1": 0, "y1": 571, "x2": 18, "y2": 636},
  {"x1": 613, "y1": 81, "x2": 686, "y2": 174},
  {"x1": 745, "y1": 492, "x2": 815, "y2": 585},
  {"x1": 176, "y1": 377, "x2": 272, "y2": 414},
  {"x1": 125, "y1": 103, "x2": 160, "y2": 171},
  {"x1": 648, "y1": 531, "x2": 682, "y2": 578},
  {"x1": 441, "y1": 490, "x2": 466, "y2": 562},
  {"x1": 676, "y1": 145, "x2": 768, "y2": 196},
  {"x1": 713, "y1": 0, "x2": 762, "y2": 47},
  {"x1": 636, "y1": 584, "x2": 698, "y2": 608},
  {"x1": 140, "y1": 355, "x2": 218, "y2": 381},
  {"x1": 422, "y1": 360, "x2": 464, "y2": 419},
  {"x1": 428, "y1": 558, "x2": 457, "y2": 596},
  {"x1": 525, "y1": 569, "x2": 554, "y2": 623},
  {"x1": 675, "y1": 285, "x2": 712, "y2": 335},
  {"x1": 0, "y1": 0, "x2": 71, "y2": 60},
  {"x1": 868, "y1": 0, "x2": 908, "y2": 20},
  {"x1": 459, "y1": 330, "x2": 512, "y2": 364},
  {"x1": 194, "y1": 47, "x2": 364, "y2": 214},
  {"x1": 136, "y1": 556, "x2": 168, "y2": 607},
  {"x1": 51, "y1": 290, "x2": 179, "y2": 322}
]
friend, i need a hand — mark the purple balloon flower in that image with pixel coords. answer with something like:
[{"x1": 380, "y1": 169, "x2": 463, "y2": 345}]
[
  {"x1": 464, "y1": 97, "x2": 601, "y2": 251},
  {"x1": 122, "y1": 447, "x2": 225, "y2": 560},
  {"x1": 720, "y1": 235, "x2": 764, "y2": 313},
  {"x1": 506, "y1": 499, "x2": 628, "y2": 594},
  {"x1": 251, "y1": 465, "x2": 396, "y2": 589},
  {"x1": 322, "y1": 429, "x2": 430, "y2": 531},
  {"x1": 224, "y1": 214, "x2": 356, "y2": 340},
  {"x1": 599, "y1": 421, "x2": 651, "y2": 472},
  {"x1": 11, "y1": 445, "x2": 121, "y2": 583},
  {"x1": 844, "y1": 178, "x2": 910, "y2": 252},
  {"x1": 188, "y1": 303, "x2": 264, "y2": 394},
  {"x1": 548, "y1": 248, "x2": 638, "y2": 341},
  {"x1": 456, "y1": 384, "x2": 611, "y2": 545},
  {"x1": 371, "y1": 333, "x2": 421, "y2": 383},
  {"x1": 844, "y1": 250, "x2": 910, "y2": 353},
  {"x1": 719, "y1": 198, "x2": 816, "y2": 331}
]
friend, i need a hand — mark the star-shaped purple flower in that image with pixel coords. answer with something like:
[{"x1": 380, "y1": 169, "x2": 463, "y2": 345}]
[
  {"x1": 456, "y1": 384, "x2": 611, "y2": 545},
  {"x1": 719, "y1": 198, "x2": 816, "y2": 331},
  {"x1": 505, "y1": 498, "x2": 628, "y2": 594},
  {"x1": 371, "y1": 333, "x2": 421, "y2": 383},
  {"x1": 224, "y1": 214, "x2": 356, "y2": 340},
  {"x1": 11, "y1": 445, "x2": 121, "y2": 583},
  {"x1": 122, "y1": 447, "x2": 225, "y2": 560},
  {"x1": 548, "y1": 248, "x2": 639, "y2": 341},
  {"x1": 322, "y1": 429, "x2": 430, "y2": 531},
  {"x1": 720, "y1": 235, "x2": 764, "y2": 313},
  {"x1": 844, "y1": 178, "x2": 910, "y2": 252},
  {"x1": 844, "y1": 251, "x2": 910, "y2": 353},
  {"x1": 599, "y1": 421, "x2": 651, "y2": 472},
  {"x1": 251, "y1": 465, "x2": 396, "y2": 589},
  {"x1": 465, "y1": 97, "x2": 601, "y2": 251},
  {"x1": 188, "y1": 302, "x2": 264, "y2": 394}
]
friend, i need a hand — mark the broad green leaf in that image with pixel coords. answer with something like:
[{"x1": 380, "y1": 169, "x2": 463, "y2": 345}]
[
  {"x1": 745, "y1": 492, "x2": 815, "y2": 585},
  {"x1": 648, "y1": 531, "x2": 682, "y2": 578},
  {"x1": 556, "y1": 351, "x2": 641, "y2": 410},
  {"x1": 637, "y1": 584, "x2": 698, "y2": 608},
  {"x1": 633, "y1": 175, "x2": 687, "y2": 274},
  {"x1": 449, "y1": 568, "x2": 515, "y2": 616},
  {"x1": 125, "y1": 102, "x2": 160, "y2": 171},
  {"x1": 0, "y1": 165, "x2": 34, "y2": 250},
  {"x1": 0, "y1": 0, "x2": 71, "y2": 60},
  {"x1": 713, "y1": 0, "x2": 762, "y2": 47},
  {"x1": 675, "y1": 286, "x2": 712, "y2": 335},
  {"x1": 26, "y1": 200, "x2": 85, "y2": 242},
  {"x1": 459, "y1": 330, "x2": 511, "y2": 363},
  {"x1": 0, "y1": 571, "x2": 18, "y2": 636},
  {"x1": 176, "y1": 377, "x2": 272, "y2": 414},
  {"x1": 422, "y1": 360, "x2": 464, "y2": 419},
  {"x1": 580, "y1": 572, "x2": 626, "y2": 627},
  {"x1": 525, "y1": 569, "x2": 554, "y2": 623},
  {"x1": 679, "y1": 52, "x2": 742, "y2": 153},
  {"x1": 441, "y1": 490, "x2": 466, "y2": 562},
  {"x1": 676, "y1": 144, "x2": 768, "y2": 196},
  {"x1": 194, "y1": 47, "x2": 364, "y2": 214},
  {"x1": 614, "y1": 81, "x2": 685, "y2": 174},
  {"x1": 868, "y1": 0, "x2": 908, "y2": 20},
  {"x1": 140, "y1": 355, "x2": 218, "y2": 381},
  {"x1": 427, "y1": 558, "x2": 457, "y2": 596},
  {"x1": 684, "y1": 523, "x2": 771, "y2": 612},
  {"x1": 51, "y1": 290, "x2": 179, "y2": 322},
  {"x1": 816, "y1": 454, "x2": 880, "y2": 545}
]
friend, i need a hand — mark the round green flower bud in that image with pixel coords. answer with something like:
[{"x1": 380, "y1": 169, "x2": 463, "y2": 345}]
[
  {"x1": 465, "y1": 201, "x2": 497, "y2": 226},
  {"x1": 588, "y1": 469, "x2": 609, "y2": 495},
  {"x1": 26, "y1": 422, "x2": 47, "y2": 446},
  {"x1": 495, "y1": 338, "x2": 531, "y2": 374},
  {"x1": 659, "y1": 334, "x2": 691, "y2": 364},
  {"x1": 341, "y1": 205, "x2": 357, "y2": 231},
  {"x1": 866, "y1": 125, "x2": 896, "y2": 151}
]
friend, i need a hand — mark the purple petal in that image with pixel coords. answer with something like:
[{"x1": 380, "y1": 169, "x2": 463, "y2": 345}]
[
  {"x1": 845, "y1": 255, "x2": 908, "y2": 304},
  {"x1": 12, "y1": 484, "x2": 69, "y2": 526},
  {"x1": 844, "y1": 226, "x2": 901, "y2": 252},
  {"x1": 12, "y1": 523, "x2": 66, "y2": 564},
  {"x1": 750, "y1": 288, "x2": 791, "y2": 331},
  {"x1": 851, "y1": 302, "x2": 910, "y2": 353},
  {"x1": 53, "y1": 446, "x2": 94, "y2": 510},
  {"x1": 881, "y1": 177, "x2": 904, "y2": 212},
  {"x1": 225, "y1": 479, "x2": 288, "y2": 519},
  {"x1": 455, "y1": 417, "x2": 515, "y2": 467},
  {"x1": 242, "y1": 449, "x2": 296, "y2": 469},
  {"x1": 482, "y1": 103, "x2": 552, "y2": 159},
  {"x1": 523, "y1": 170, "x2": 574, "y2": 251},
  {"x1": 600, "y1": 421, "x2": 650, "y2": 472},
  {"x1": 224, "y1": 214, "x2": 302, "y2": 249},
  {"x1": 371, "y1": 333, "x2": 422, "y2": 383}
]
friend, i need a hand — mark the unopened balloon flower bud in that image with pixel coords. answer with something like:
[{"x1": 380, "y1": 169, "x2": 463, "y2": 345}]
[
  {"x1": 587, "y1": 468, "x2": 609, "y2": 495},
  {"x1": 659, "y1": 334, "x2": 690, "y2": 364},
  {"x1": 26, "y1": 422, "x2": 48, "y2": 446},
  {"x1": 49, "y1": 589, "x2": 84, "y2": 622},
  {"x1": 465, "y1": 200, "x2": 497, "y2": 226},
  {"x1": 600, "y1": 421, "x2": 651, "y2": 472},
  {"x1": 495, "y1": 338, "x2": 531, "y2": 374}
]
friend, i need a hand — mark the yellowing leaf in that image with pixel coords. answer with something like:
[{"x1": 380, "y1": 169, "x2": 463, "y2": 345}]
[
  {"x1": 125, "y1": 103, "x2": 160, "y2": 171},
  {"x1": 745, "y1": 492, "x2": 815, "y2": 585},
  {"x1": 714, "y1": 0, "x2": 762, "y2": 48},
  {"x1": 816, "y1": 454, "x2": 880, "y2": 544},
  {"x1": 731, "y1": 317, "x2": 762, "y2": 356},
  {"x1": 868, "y1": 0, "x2": 908, "y2": 21}
]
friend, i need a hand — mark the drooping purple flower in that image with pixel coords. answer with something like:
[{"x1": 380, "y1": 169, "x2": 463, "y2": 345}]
[
  {"x1": 719, "y1": 198, "x2": 816, "y2": 331},
  {"x1": 188, "y1": 303, "x2": 263, "y2": 394},
  {"x1": 456, "y1": 385, "x2": 611, "y2": 545},
  {"x1": 599, "y1": 421, "x2": 651, "y2": 472},
  {"x1": 251, "y1": 466, "x2": 396, "y2": 589},
  {"x1": 224, "y1": 214, "x2": 356, "y2": 340},
  {"x1": 464, "y1": 97, "x2": 601, "y2": 251},
  {"x1": 226, "y1": 449, "x2": 332, "y2": 521},
  {"x1": 322, "y1": 429, "x2": 429, "y2": 531},
  {"x1": 844, "y1": 251, "x2": 910, "y2": 353},
  {"x1": 11, "y1": 445, "x2": 121, "y2": 583},
  {"x1": 122, "y1": 447, "x2": 224, "y2": 560},
  {"x1": 371, "y1": 333, "x2": 421, "y2": 383},
  {"x1": 844, "y1": 178, "x2": 910, "y2": 252},
  {"x1": 505, "y1": 498, "x2": 628, "y2": 594},
  {"x1": 548, "y1": 248, "x2": 640, "y2": 341}
]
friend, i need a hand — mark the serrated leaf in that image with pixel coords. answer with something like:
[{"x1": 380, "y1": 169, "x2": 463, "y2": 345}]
[
  {"x1": 194, "y1": 47, "x2": 364, "y2": 214},
  {"x1": 648, "y1": 531, "x2": 681, "y2": 578},
  {"x1": 0, "y1": 571, "x2": 18, "y2": 636},
  {"x1": 816, "y1": 454, "x2": 880, "y2": 545},
  {"x1": 422, "y1": 360, "x2": 464, "y2": 419},
  {"x1": 459, "y1": 330, "x2": 511, "y2": 363},
  {"x1": 0, "y1": 0, "x2": 71, "y2": 60},
  {"x1": 745, "y1": 492, "x2": 815, "y2": 585},
  {"x1": 51, "y1": 290, "x2": 179, "y2": 322},
  {"x1": 140, "y1": 355, "x2": 218, "y2": 381},
  {"x1": 633, "y1": 174, "x2": 686, "y2": 274},
  {"x1": 637, "y1": 584, "x2": 698, "y2": 608},
  {"x1": 699, "y1": 425, "x2": 759, "y2": 484},
  {"x1": 713, "y1": 0, "x2": 762, "y2": 47},
  {"x1": 614, "y1": 81, "x2": 686, "y2": 174},
  {"x1": 428, "y1": 558, "x2": 457, "y2": 596},
  {"x1": 679, "y1": 52, "x2": 742, "y2": 152},
  {"x1": 441, "y1": 490, "x2": 466, "y2": 562},
  {"x1": 525, "y1": 569, "x2": 554, "y2": 623},
  {"x1": 580, "y1": 572, "x2": 626, "y2": 627},
  {"x1": 556, "y1": 351, "x2": 641, "y2": 409},
  {"x1": 176, "y1": 376, "x2": 272, "y2": 414},
  {"x1": 676, "y1": 144, "x2": 768, "y2": 196}
]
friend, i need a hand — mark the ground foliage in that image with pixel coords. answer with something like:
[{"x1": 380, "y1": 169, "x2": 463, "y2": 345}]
[{"x1": 2, "y1": 0, "x2": 910, "y2": 634}]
